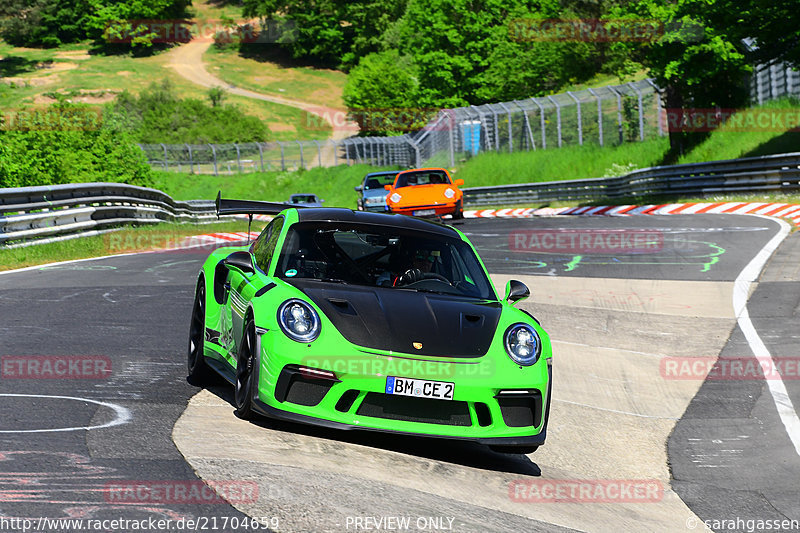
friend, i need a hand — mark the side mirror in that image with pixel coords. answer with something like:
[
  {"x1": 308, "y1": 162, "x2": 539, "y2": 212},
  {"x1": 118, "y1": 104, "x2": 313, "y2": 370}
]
[
  {"x1": 504, "y1": 280, "x2": 530, "y2": 304},
  {"x1": 384, "y1": 184, "x2": 392, "y2": 191},
  {"x1": 223, "y1": 251, "x2": 255, "y2": 276},
  {"x1": 320, "y1": 199, "x2": 325, "y2": 203},
  {"x1": 354, "y1": 185, "x2": 363, "y2": 192},
  {"x1": 454, "y1": 178, "x2": 464, "y2": 187}
]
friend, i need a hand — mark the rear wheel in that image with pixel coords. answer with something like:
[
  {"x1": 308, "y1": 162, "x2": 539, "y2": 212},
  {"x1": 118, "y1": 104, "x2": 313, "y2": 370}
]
[
  {"x1": 187, "y1": 279, "x2": 213, "y2": 384},
  {"x1": 234, "y1": 319, "x2": 258, "y2": 419}
]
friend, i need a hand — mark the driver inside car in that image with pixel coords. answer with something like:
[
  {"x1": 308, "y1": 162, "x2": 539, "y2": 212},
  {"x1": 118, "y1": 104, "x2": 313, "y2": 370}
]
[
  {"x1": 376, "y1": 248, "x2": 440, "y2": 287},
  {"x1": 394, "y1": 249, "x2": 441, "y2": 285}
]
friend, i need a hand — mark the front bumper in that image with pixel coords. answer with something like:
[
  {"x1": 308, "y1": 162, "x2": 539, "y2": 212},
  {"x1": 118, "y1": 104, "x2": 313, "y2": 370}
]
[
  {"x1": 252, "y1": 397, "x2": 548, "y2": 447},
  {"x1": 389, "y1": 202, "x2": 459, "y2": 217},
  {"x1": 254, "y1": 338, "x2": 551, "y2": 443}
]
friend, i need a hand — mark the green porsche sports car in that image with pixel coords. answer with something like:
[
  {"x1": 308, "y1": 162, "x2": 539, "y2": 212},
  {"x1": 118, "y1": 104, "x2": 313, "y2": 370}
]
[{"x1": 187, "y1": 196, "x2": 552, "y2": 453}]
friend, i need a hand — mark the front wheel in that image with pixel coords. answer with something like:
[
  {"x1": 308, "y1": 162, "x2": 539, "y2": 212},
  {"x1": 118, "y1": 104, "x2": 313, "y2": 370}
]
[
  {"x1": 187, "y1": 279, "x2": 214, "y2": 384},
  {"x1": 234, "y1": 319, "x2": 258, "y2": 419},
  {"x1": 452, "y1": 199, "x2": 464, "y2": 220}
]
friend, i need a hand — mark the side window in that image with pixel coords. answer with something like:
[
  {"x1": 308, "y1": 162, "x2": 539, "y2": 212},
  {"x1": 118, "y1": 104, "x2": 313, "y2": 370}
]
[{"x1": 252, "y1": 216, "x2": 284, "y2": 273}]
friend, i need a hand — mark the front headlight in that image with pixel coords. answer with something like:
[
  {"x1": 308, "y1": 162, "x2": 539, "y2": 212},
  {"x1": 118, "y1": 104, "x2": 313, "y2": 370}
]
[
  {"x1": 278, "y1": 299, "x2": 320, "y2": 343},
  {"x1": 504, "y1": 323, "x2": 541, "y2": 366}
]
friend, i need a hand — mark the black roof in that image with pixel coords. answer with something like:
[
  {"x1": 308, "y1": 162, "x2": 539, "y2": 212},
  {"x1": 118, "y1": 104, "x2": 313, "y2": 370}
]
[{"x1": 294, "y1": 208, "x2": 458, "y2": 237}]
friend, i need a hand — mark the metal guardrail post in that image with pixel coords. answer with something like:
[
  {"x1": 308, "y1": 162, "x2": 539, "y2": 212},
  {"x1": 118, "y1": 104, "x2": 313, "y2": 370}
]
[
  {"x1": 627, "y1": 82, "x2": 645, "y2": 141},
  {"x1": 645, "y1": 79, "x2": 664, "y2": 137},
  {"x1": 160, "y1": 143, "x2": 168, "y2": 171},
  {"x1": 498, "y1": 102, "x2": 513, "y2": 153},
  {"x1": 257, "y1": 143, "x2": 264, "y2": 171},
  {"x1": 208, "y1": 144, "x2": 218, "y2": 176},
  {"x1": 513, "y1": 100, "x2": 535, "y2": 150},
  {"x1": 185, "y1": 144, "x2": 194, "y2": 174},
  {"x1": 566, "y1": 91, "x2": 582, "y2": 146},
  {"x1": 313, "y1": 140, "x2": 322, "y2": 167},
  {"x1": 332, "y1": 140, "x2": 339, "y2": 166},
  {"x1": 277, "y1": 141, "x2": 285, "y2": 170},
  {"x1": 297, "y1": 140, "x2": 305, "y2": 169},
  {"x1": 406, "y1": 138, "x2": 422, "y2": 168},
  {"x1": 490, "y1": 107, "x2": 500, "y2": 152},
  {"x1": 531, "y1": 98, "x2": 546, "y2": 149},
  {"x1": 608, "y1": 86, "x2": 624, "y2": 145},
  {"x1": 546, "y1": 96, "x2": 562, "y2": 148},
  {"x1": 445, "y1": 110, "x2": 456, "y2": 166},
  {"x1": 587, "y1": 88, "x2": 603, "y2": 146},
  {"x1": 770, "y1": 63, "x2": 779, "y2": 99}
]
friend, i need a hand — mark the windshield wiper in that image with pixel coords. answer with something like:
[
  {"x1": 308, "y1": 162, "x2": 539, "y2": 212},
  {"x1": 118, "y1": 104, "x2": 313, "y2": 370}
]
[
  {"x1": 396, "y1": 287, "x2": 449, "y2": 295},
  {"x1": 307, "y1": 277, "x2": 349, "y2": 284}
]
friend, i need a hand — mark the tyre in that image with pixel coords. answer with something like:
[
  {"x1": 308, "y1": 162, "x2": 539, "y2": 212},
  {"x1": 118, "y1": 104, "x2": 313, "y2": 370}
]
[
  {"x1": 234, "y1": 319, "x2": 258, "y2": 419},
  {"x1": 187, "y1": 278, "x2": 214, "y2": 384},
  {"x1": 452, "y1": 199, "x2": 464, "y2": 220}
]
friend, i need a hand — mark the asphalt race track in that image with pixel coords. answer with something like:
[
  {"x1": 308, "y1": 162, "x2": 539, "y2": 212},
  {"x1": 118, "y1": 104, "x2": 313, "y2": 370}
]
[{"x1": 0, "y1": 214, "x2": 798, "y2": 533}]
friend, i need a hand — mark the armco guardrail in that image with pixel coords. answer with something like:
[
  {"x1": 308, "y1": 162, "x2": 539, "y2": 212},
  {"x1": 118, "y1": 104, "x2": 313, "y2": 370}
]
[
  {"x1": 0, "y1": 183, "x2": 217, "y2": 248},
  {"x1": 3, "y1": 152, "x2": 800, "y2": 248},
  {"x1": 462, "y1": 152, "x2": 800, "y2": 207}
]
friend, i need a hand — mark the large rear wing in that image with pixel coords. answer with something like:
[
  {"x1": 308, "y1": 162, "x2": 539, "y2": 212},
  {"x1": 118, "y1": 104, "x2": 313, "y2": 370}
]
[{"x1": 215, "y1": 192, "x2": 299, "y2": 217}]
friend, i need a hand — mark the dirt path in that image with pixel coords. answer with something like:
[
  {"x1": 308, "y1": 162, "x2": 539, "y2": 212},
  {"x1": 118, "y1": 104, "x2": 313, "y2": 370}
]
[{"x1": 164, "y1": 38, "x2": 354, "y2": 167}]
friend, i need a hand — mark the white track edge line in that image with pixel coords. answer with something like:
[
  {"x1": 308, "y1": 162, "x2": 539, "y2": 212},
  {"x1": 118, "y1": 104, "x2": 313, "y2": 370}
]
[{"x1": 734, "y1": 214, "x2": 800, "y2": 457}]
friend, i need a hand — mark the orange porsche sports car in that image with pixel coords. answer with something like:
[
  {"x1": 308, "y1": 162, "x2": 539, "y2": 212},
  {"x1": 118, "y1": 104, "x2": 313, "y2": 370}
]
[{"x1": 384, "y1": 168, "x2": 464, "y2": 219}]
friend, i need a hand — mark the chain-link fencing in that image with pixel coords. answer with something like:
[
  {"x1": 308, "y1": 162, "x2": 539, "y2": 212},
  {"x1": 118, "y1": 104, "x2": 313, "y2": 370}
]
[{"x1": 141, "y1": 65, "x2": 799, "y2": 175}]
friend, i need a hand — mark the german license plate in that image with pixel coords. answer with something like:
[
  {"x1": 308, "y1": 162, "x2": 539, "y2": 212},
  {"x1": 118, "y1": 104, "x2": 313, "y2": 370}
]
[
  {"x1": 413, "y1": 209, "x2": 436, "y2": 216},
  {"x1": 386, "y1": 376, "x2": 454, "y2": 400}
]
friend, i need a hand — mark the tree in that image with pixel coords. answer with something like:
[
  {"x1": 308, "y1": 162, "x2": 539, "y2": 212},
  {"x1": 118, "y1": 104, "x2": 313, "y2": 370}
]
[
  {"x1": 608, "y1": 0, "x2": 752, "y2": 156},
  {"x1": 242, "y1": 0, "x2": 350, "y2": 66},
  {"x1": 342, "y1": 50, "x2": 425, "y2": 135},
  {"x1": 0, "y1": 0, "x2": 191, "y2": 49},
  {"x1": 720, "y1": 0, "x2": 800, "y2": 68}
]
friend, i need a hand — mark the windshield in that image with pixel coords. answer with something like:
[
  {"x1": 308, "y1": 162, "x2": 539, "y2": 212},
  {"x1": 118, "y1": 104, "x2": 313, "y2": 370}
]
[
  {"x1": 395, "y1": 170, "x2": 450, "y2": 188},
  {"x1": 363, "y1": 174, "x2": 397, "y2": 190},
  {"x1": 276, "y1": 222, "x2": 495, "y2": 299},
  {"x1": 291, "y1": 195, "x2": 316, "y2": 203}
]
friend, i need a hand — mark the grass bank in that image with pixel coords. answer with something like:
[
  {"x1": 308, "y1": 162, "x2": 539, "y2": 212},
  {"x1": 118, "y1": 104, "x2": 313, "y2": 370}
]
[
  {"x1": 453, "y1": 98, "x2": 800, "y2": 187},
  {"x1": 0, "y1": 221, "x2": 260, "y2": 272},
  {"x1": 150, "y1": 164, "x2": 399, "y2": 210}
]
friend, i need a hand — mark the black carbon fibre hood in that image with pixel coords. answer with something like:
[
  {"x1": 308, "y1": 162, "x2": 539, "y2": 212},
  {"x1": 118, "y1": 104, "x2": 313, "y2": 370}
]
[{"x1": 288, "y1": 280, "x2": 501, "y2": 357}]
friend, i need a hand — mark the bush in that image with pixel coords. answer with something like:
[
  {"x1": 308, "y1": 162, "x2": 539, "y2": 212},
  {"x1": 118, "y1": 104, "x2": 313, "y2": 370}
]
[
  {"x1": 106, "y1": 80, "x2": 269, "y2": 144},
  {"x1": 0, "y1": 104, "x2": 153, "y2": 188}
]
